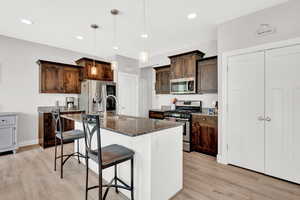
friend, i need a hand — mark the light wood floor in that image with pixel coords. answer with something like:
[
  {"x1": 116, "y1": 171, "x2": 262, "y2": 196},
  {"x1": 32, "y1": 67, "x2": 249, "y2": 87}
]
[{"x1": 0, "y1": 144, "x2": 299, "y2": 200}]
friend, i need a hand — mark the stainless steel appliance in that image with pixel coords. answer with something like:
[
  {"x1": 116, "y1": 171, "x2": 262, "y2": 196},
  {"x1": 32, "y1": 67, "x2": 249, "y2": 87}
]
[
  {"x1": 65, "y1": 97, "x2": 75, "y2": 109},
  {"x1": 170, "y1": 78, "x2": 196, "y2": 94},
  {"x1": 79, "y1": 80, "x2": 116, "y2": 113},
  {"x1": 164, "y1": 100, "x2": 202, "y2": 152}
]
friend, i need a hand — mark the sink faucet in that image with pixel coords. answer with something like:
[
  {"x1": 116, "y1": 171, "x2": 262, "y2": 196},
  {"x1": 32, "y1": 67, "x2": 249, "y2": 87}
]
[{"x1": 104, "y1": 95, "x2": 119, "y2": 115}]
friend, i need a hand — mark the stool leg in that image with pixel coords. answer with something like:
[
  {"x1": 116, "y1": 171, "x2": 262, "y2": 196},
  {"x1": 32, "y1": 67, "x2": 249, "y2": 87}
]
[
  {"x1": 54, "y1": 136, "x2": 57, "y2": 171},
  {"x1": 60, "y1": 139, "x2": 63, "y2": 179},
  {"x1": 114, "y1": 165, "x2": 119, "y2": 193},
  {"x1": 77, "y1": 139, "x2": 80, "y2": 164},
  {"x1": 85, "y1": 155, "x2": 89, "y2": 200},
  {"x1": 131, "y1": 158, "x2": 134, "y2": 200},
  {"x1": 99, "y1": 164, "x2": 103, "y2": 200}
]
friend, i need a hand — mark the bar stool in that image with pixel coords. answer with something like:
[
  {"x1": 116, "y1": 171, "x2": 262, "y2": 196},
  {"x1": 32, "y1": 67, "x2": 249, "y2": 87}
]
[
  {"x1": 52, "y1": 110, "x2": 86, "y2": 179},
  {"x1": 82, "y1": 114, "x2": 135, "y2": 200}
]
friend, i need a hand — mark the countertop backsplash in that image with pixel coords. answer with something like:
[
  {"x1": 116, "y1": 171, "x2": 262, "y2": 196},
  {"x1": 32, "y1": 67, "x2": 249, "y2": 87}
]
[{"x1": 152, "y1": 93, "x2": 218, "y2": 110}]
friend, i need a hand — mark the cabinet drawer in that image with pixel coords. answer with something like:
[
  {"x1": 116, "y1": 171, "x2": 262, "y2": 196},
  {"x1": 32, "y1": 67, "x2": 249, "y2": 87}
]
[
  {"x1": 192, "y1": 115, "x2": 217, "y2": 126},
  {"x1": 0, "y1": 127, "x2": 14, "y2": 149},
  {"x1": 0, "y1": 116, "x2": 16, "y2": 126},
  {"x1": 149, "y1": 111, "x2": 164, "y2": 119}
]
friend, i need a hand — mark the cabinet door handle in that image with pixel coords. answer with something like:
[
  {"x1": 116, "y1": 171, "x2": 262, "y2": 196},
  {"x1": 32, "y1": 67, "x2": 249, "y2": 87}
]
[{"x1": 265, "y1": 117, "x2": 271, "y2": 122}]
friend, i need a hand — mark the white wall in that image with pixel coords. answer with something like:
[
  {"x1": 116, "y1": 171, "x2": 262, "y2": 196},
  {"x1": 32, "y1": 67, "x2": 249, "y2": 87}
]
[
  {"x1": 147, "y1": 40, "x2": 218, "y2": 110},
  {"x1": 217, "y1": 0, "x2": 300, "y2": 162},
  {"x1": 0, "y1": 35, "x2": 106, "y2": 146},
  {"x1": 218, "y1": 0, "x2": 300, "y2": 53}
]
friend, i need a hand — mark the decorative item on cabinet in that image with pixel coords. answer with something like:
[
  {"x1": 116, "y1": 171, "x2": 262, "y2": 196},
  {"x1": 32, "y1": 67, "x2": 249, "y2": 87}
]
[
  {"x1": 75, "y1": 57, "x2": 113, "y2": 81},
  {"x1": 168, "y1": 50, "x2": 205, "y2": 80},
  {"x1": 154, "y1": 65, "x2": 170, "y2": 94},
  {"x1": 191, "y1": 114, "x2": 218, "y2": 156},
  {"x1": 37, "y1": 60, "x2": 83, "y2": 94},
  {"x1": 197, "y1": 56, "x2": 218, "y2": 94}
]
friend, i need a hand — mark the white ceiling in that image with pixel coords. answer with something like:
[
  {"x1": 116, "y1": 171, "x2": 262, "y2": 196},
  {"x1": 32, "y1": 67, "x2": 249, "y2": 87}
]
[{"x1": 0, "y1": 0, "x2": 288, "y2": 59}]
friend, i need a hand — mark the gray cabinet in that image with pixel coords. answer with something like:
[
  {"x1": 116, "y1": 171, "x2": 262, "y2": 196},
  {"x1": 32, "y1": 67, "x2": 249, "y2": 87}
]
[
  {"x1": 197, "y1": 56, "x2": 218, "y2": 94},
  {"x1": 0, "y1": 113, "x2": 18, "y2": 153}
]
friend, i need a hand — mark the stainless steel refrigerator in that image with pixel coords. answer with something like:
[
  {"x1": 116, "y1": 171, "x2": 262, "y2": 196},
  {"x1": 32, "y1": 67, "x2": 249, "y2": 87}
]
[{"x1": 79, "y1": 80, "x2": 116, "y2": 114}]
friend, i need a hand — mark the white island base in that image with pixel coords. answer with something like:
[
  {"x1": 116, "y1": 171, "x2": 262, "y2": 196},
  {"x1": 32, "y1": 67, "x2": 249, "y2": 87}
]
[{"x1": 75, "y1": 122, "x2": 183, "y2": 200}]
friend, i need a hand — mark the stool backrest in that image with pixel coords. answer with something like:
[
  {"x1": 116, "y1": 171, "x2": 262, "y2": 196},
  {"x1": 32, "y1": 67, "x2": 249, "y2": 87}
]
[
  {"x1": 52, "y1": 109, "x2": 63, "y2": 139},
  {"x1": 82, "y1": 114, "x2": 102, "y2": 164}
]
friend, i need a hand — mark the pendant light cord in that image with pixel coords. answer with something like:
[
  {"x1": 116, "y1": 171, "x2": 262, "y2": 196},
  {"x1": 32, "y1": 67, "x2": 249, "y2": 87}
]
[
  {"x1": 113, "y1": 14, "x2": 117, "y2": 47},
  {"x1": 93, "y1": 27, "x2": 96, "y2": 67}
]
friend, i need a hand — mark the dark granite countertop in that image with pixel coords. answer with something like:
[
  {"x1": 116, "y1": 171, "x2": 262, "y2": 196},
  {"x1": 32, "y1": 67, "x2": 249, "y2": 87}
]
[
  {"x1": 61, "y1": 113, "x2": 183, "y2": 137},
  {"x1": 38, "y1": 106, "x2": 85, "y2": 113},
  {"x1": 149, "y1": 109, "x2": 168, "y2": 112}
]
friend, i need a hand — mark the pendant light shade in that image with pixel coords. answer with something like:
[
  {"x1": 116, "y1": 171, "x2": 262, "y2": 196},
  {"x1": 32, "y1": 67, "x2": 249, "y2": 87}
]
[
  {"x1": 139, "y1": 51, "x2": 149, "y2": 64},
  {"x1": 139, "y1": 0, "x2": 149, "y2": 64},
  {"x1": 91, "y1": 24, "x2": 99, "y2": 75},
  {"x1": 111, "y1": 9, "x2": 120, "y2": 50},
  {"x1": 111, "y1": 60, "x2": 118, "y2": 71}
]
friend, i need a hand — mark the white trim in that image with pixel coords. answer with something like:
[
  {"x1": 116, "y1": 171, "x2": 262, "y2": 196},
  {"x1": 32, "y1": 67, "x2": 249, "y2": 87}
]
[
  {"x1": 18, "y1": 139, "x2": 38, "y2": 147},
  {"x1": 219, "y1": 36, "x2": 300, "y2": 165}
]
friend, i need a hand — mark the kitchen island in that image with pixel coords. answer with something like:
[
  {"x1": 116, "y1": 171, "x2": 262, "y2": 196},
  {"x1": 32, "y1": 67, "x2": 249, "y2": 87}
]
[{"x1": 61, "y1": 113, "x2": 183, "y2": 200}]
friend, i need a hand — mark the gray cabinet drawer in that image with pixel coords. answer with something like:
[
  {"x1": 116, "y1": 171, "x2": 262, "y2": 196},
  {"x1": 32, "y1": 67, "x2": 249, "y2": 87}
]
[
  {"x1": 0, "y1": 116, "x2": 16, "y2": 126},
  {"x1": 0, "y1": 127, "x2": 14, "y2": 149}
]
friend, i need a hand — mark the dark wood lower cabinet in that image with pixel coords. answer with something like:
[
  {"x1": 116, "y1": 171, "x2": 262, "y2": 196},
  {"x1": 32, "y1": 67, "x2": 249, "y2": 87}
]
[
  {"x1": 38, "y1": 111, "x2": 83, "y2": 148},
  {"x1": 149, "y1": 111, "x2": 165, "y2": 120},
  {"x1": 191, "y1": 115, "x2": 218, "y2": 156}
]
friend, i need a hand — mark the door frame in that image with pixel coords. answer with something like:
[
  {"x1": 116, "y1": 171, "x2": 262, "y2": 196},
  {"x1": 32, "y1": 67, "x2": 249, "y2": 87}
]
[
  {"x1": 117, "y1": 72, "x2": 139, "y2": 116},
  {"x1": 218, "y1": 37, "x2": 300, "y2": 164}
]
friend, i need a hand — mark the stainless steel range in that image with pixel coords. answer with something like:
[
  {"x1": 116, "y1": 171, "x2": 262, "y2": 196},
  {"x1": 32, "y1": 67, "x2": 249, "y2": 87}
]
[{"x1": 164, "y1": 100, "x2": 202, "y2": 152}]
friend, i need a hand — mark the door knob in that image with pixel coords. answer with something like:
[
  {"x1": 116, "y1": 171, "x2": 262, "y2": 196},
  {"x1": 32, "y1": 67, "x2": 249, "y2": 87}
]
[
  {"x1": 265, "y1": 117, "x2": 271, "y2": 122},
  {"x1": 257, "y1": 116, "x2": 264, "y2": 121}
]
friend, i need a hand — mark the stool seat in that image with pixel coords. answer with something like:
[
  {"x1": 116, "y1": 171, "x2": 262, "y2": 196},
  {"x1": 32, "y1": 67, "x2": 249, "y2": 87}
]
[
  {"x1": 88, "y1": 144, "x2": 135, "y2": 169},
  {"x1": 56, "y1": 129, "x2": 85, "y2": 142}
]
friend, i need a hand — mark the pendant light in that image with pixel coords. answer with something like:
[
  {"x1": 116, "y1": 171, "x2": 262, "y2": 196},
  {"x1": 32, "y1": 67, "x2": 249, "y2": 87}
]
[
  {"x1": 91, "y1": 24, "x2": 99, "y2": 75},
  {"x1": 139, "y1": 0, "x2": 149, "y2": 64},
  {"x1": 111, "y1": 9, "x2": 120, "y2": 51},
  {"x1": 111, "y1": 9, "x2": 119, "y2": 70}
]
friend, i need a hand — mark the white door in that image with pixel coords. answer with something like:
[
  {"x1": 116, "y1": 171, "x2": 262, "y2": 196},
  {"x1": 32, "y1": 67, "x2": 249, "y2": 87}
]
[
  {"x1": 227, "y1": 52, "x2": 265, "y2": 173},
  {"x1": 265, "y1": 44, "x2": 300, "y2": 183},
  {"x1": 118, "y1": 72, "x2": 138, "y2": 116}
]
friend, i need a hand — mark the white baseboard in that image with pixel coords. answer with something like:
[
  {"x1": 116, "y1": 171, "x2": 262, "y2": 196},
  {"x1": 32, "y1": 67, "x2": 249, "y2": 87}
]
[
  {"x1": 18, "y1": 139, "x2": 39, "y2": 147},
  {"x1": 217, "y1": 154, "x2": 228, "y2": 165}
]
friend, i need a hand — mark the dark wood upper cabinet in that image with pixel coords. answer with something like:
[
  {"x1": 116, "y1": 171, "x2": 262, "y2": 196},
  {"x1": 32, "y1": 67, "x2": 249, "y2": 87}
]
[
  {"x1": 197, "y1": 56, "x2": 218, "y2": 94},
  {"x1": 191, "y1": 114, "x2": 218, "y2": 156},
  {"x1": 154, "y1": 65, "x2": 171, "y2": 94},
  {"x1": 169, "y1": 50, "x2": 205, "y2": 79},
  {"x1": 63, "y1": 66, "x2": 82, "y2": 93},
  {"x1": 76, "y1": 57, "x2": 113, "y2": 81},
  {"x1": 38, "y1": 60, "x2": 83, "y2": 94}
]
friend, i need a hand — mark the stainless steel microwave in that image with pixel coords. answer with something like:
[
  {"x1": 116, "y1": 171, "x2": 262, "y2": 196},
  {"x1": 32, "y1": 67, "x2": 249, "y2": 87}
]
[{"x1": 170, "y1": 78, "x2": 196, "y2": 94}]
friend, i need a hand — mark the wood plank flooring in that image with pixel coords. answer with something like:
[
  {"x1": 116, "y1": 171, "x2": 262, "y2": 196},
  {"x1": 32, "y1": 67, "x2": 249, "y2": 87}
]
[{"x1": 0, "y1": 144, "x2": 299, "y2": 200}]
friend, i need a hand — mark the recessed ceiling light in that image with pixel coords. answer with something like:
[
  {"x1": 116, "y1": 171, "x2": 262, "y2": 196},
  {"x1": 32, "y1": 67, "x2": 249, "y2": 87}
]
[
  {"x1": 141, "y1": 33, "x2": 148, "y2": 38},
  {"x1": 187, "y1": 13, "x2": 197, "y2": 20},
  {"x1": 20, "y1": 18, "x2": 33, "y2": 25},
  {"x1": 75, "y1": 36, "x2": 84, "y2": 40},
  {"x1": 113, "y1": 46, "x2": 119, "y2": 50}
]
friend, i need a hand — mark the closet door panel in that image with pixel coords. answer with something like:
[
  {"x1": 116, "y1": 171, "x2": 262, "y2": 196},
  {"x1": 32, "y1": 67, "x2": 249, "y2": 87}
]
[
  {"x1": 265, "y1": 44, "x2": 300, "y2": 184},
  {"x1": 227, "y1": 52, "x2": 265, "y2": 173}
]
